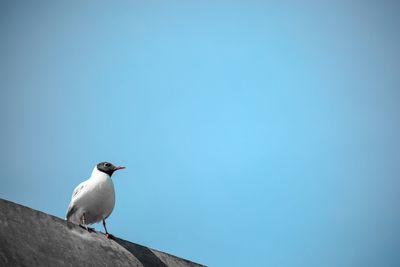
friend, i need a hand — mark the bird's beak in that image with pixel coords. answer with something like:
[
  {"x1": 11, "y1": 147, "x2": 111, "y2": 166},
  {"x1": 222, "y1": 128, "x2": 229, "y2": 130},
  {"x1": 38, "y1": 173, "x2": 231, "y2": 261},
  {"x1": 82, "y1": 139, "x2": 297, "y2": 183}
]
[{"x1": 114, "y1": 166, "x2": 126, "y2": 171}]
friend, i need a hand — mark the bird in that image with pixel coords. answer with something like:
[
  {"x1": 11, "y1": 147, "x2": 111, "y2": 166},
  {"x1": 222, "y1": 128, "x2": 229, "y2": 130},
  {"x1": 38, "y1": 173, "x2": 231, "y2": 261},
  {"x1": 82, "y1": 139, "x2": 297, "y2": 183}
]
[{"x1": 66, "y1": 161, "x2": 125, "y2": 238}]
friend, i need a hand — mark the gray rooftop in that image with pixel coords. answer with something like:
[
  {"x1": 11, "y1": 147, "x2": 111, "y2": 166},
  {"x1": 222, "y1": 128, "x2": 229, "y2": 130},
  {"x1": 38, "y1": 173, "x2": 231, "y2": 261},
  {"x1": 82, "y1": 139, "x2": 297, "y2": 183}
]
[{"x1": 0, "y1": 198, "x2": 205, "y2": 267}]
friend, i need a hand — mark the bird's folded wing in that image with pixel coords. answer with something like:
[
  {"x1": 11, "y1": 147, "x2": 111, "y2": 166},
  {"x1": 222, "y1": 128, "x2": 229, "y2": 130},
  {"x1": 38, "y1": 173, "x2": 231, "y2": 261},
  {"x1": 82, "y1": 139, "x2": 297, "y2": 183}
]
[
  {"x1": 71, "y1": 181, "x2": 87, "y2": 199},
  {"x1": 65, "y1": 180, "x2": 87, "y2": 220},
  {"x1": 65, "y1": 203, "x2": 77, "y2": 221}
]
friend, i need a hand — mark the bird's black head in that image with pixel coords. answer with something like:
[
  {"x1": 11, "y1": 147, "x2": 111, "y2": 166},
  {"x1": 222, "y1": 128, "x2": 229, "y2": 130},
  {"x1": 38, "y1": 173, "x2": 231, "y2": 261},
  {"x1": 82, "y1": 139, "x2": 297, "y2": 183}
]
[{"x1": 96, "y1": 162, "x2": 125, "y2": 177}]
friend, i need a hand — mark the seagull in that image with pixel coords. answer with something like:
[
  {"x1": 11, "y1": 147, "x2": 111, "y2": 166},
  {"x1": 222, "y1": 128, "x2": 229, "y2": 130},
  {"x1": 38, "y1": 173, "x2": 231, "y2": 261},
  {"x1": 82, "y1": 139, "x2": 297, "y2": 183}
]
[{"x1": 66, "y1": 162, "x2": 125, "y2": 238}]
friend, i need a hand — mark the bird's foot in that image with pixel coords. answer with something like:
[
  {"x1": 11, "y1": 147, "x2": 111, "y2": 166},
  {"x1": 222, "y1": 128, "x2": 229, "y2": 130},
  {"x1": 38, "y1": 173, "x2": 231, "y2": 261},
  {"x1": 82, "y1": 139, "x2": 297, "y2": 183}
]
[
  {"x1": 79, "y1": 224, "x2": 96, "y2": 233},
  {"x1": 105, "y1": 233, "x2": 114, "y2": 239}
]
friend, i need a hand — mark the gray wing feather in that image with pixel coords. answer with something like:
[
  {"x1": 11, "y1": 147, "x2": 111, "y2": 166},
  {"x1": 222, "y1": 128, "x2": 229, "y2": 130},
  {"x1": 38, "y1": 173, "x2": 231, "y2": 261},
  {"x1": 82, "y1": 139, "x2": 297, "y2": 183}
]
[
  {"x1": 65, "y1": 204, "x2": 77, "y2": 221},
  {"x1": 65, "y1": 182, "x2": 86, "y2": 220}
]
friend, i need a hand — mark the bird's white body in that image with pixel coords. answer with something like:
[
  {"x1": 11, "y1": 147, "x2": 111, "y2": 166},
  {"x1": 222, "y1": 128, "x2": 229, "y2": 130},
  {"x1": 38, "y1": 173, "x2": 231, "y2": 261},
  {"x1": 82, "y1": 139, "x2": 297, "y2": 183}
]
[{"x1": 66, "y1": 166, "x2": 115, "y2": 225}]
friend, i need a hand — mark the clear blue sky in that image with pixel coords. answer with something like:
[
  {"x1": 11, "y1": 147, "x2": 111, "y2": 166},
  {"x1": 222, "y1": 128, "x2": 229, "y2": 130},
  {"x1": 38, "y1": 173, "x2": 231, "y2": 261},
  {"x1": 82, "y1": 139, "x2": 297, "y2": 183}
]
[{"x1": 1, "y1": 1, "x2": 400, "y2": 266}]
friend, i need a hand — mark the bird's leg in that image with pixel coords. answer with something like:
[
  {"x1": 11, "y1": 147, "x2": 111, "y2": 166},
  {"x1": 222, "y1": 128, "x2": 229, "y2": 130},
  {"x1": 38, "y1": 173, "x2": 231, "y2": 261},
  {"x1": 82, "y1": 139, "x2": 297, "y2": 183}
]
[
  {"x1": 79, "y1": 213, "x2": 96, "y2": 233},
  {"x1": 102, "y1": 219, "x2": 108, "y2": 234},
  {"x1": 79, "y1": 213, "x2": 87, "y2": 230},
  {"x1": 102, "y1": 219, "x2": 114, "y2": 239}
]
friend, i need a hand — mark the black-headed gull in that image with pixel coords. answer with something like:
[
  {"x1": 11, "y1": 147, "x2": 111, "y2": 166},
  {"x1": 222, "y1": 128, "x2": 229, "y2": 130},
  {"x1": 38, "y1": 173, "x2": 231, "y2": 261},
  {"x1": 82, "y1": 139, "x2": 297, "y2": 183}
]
[{"x1": 66, "y1": 162, "x2": 125, "y2": 238}]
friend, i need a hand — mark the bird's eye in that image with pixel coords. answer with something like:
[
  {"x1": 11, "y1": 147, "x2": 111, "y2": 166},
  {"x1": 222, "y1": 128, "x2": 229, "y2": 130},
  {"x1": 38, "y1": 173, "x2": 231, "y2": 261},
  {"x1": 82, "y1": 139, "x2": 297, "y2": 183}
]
[{"x1": 104, "y1": 163, "x2": 110, "y2": 167}]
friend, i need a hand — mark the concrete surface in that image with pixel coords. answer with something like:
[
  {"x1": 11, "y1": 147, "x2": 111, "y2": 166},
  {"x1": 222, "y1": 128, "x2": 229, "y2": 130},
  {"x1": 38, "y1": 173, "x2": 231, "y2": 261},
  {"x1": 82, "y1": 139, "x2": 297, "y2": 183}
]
[{"x1": 0, "y1": 198, "x2": 205, "y2": 267}]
